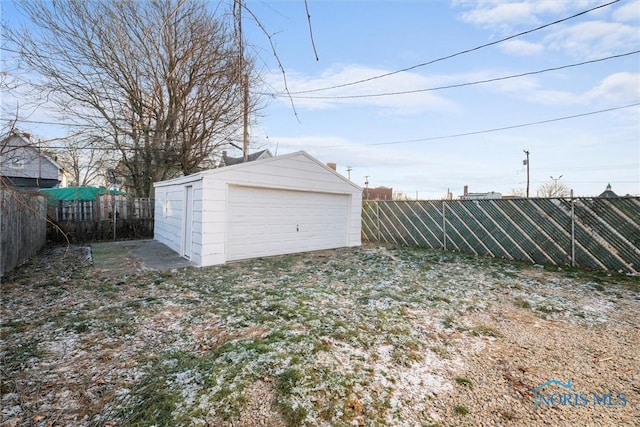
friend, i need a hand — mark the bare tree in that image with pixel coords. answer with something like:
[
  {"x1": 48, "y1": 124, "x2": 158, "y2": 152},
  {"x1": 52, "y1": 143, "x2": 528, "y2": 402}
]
[
  {"x1": 509, "y1": 188, "x2": 527, "y2": 197},
  {"x1": 537, "y1": 180, "x2": 571, "y2": 198},
  {"x1": 392, "y1": 190, "x2": 409, "y2": 201},
  {"x1": 0, "y1": 121, "x2": 19, "y2": 191},
  {"x1": 6, "y1": 0, "x2": 251, "y2": 196},
  {"x1": 45, "y1": 135, "x2": 116, "y2": 187}
]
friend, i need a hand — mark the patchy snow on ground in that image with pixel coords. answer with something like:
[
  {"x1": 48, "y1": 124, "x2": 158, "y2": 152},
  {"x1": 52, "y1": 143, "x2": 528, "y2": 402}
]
[{"x1": 1, "y1": 244, "x2": 638, "y2": 427}]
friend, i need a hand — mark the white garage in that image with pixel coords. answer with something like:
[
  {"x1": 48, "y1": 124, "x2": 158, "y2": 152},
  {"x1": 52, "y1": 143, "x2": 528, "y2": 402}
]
[{"x1": 153, "y1": 151, "x2": 362, "y2": 267}]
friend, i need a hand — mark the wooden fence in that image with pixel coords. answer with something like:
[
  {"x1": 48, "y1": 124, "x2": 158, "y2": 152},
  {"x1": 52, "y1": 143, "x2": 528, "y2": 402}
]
[
  {"x1": 47, "y1": 195, "x2": 154, "y2": 243},
  {"x1": 1, "y1": 189, "x2": 47, "y2": 277},
  {"x1": 362, "y1": 197, "x2": 640, "y2": 274}
]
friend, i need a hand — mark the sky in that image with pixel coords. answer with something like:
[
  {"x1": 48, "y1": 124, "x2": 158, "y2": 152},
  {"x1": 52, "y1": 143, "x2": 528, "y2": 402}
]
[
  {"x1": 2, "y1": 0, "x2": 639, "y2": 198},
  {"x1": 240, "y1": 0, "x2": 640, "y2": 198}
]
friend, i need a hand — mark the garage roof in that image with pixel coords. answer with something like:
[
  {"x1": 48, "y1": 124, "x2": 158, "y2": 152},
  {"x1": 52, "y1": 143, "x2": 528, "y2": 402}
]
[{"x1": 154, "y1": 150, "x2": 361, "y2": 191}]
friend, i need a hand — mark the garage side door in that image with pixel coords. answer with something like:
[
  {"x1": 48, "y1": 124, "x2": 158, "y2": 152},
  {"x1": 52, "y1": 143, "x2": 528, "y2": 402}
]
[{"x1": 227, "y1": 186, "x2": 349, "y2": 261}]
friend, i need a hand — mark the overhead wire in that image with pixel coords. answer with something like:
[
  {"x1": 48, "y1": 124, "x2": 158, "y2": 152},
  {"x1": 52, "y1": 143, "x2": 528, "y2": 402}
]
[
  {"x1": 5, "y1": 103, "x2": 638, "y2": 150},
  {"x1": 323, "y1": 102, "x2": 640, "y2": 147},
  {"x1": 264, "y1": 51, "x2": 639, "y2": 99},
  {"x1": 3, "y1": 0, "x2": 635, "y2": 158},
  {"x1": 287, "y1": 0, "x2": 621, "y2": 95}
]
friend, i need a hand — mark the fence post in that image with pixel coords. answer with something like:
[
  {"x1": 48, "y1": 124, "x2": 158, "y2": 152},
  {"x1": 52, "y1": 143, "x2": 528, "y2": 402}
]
[
  {"x1": 112, "y1": 194, "x2": 117, "y2": 241},
  {"x1": 571, "y1": 189, "x2": 575, "y2": 267},
  {"x1": 376, "y1": 201, "x2": 381, "y2": 242},
  {"x1": 442, "y1": 201, "x2": 446, "y2": 251},
  {"x1": 0, "y1": 190, "x2": 3, "y2": 275}
]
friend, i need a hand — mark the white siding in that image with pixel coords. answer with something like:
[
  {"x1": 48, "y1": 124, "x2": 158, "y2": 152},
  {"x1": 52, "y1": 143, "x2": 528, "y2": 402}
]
[
  {"x1": 154, "y1": 151, "x2": 361, "y2": 267},
  {"x1": 0, "y1": 136, "x2": 62, "y2": 181},
  {"x1": 154, "y1": 176, "x2": 204, "y2": 266},
  {"x1": 226, "y1": 186, "x2": 350, "y2": 261},
  {"x1": 199, "y1": 182, "x2": 228, "y2": 266}
]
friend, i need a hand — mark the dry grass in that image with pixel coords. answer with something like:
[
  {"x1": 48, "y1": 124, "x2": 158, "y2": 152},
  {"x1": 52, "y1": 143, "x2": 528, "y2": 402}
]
[{"x1": 1, "y1": 243, "x2": 638, "y2": 426}]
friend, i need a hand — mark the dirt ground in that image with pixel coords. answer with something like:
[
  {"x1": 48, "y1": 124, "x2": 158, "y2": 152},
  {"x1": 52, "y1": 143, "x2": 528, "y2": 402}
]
[{"x1": 1, "y1": 243, "x2": 638, "y2": 426}]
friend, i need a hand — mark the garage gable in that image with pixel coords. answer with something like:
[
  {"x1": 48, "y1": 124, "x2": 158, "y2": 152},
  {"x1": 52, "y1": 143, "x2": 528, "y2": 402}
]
[{"x1": 201, "y1": 150, "x2": 361, "y2": 194}]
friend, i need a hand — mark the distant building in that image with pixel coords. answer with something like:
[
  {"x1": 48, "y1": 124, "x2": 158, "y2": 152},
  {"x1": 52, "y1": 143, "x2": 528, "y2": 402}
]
[
  {"x1": 1, "y1": 132, "x2": 67, "y2": 190},
  {"x1": 460, "y1": 185, "x2": 502, "y2": 200},
  {"x1": 598, "y1": 183, "x2": 618, "y2": 198},
  {"x1": 364, "y1": 186, "x2": 393, "y2": 200},
  {"x1": 219, "y1": 149, "x2": 272, "y2": 167}
]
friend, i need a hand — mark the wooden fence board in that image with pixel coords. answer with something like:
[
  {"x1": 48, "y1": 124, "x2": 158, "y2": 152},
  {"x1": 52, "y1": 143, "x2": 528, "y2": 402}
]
[
  {"x1": 47, "y1": 196, "x2": 154, "y2": 243},
  {"x1": 1, "y1": 189, "x2": 47, "y2": 276}
]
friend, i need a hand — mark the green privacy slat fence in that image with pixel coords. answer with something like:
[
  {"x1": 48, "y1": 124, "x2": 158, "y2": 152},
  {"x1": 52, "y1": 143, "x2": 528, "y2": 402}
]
[{"x1": 362, "y1": 197, "x2": 640, "y2": 274}]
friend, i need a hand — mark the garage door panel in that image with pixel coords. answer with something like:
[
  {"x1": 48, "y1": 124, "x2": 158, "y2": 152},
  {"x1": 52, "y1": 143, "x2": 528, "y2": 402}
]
[{"x1": 227, "y1": 186, "x2": 349, "y2": 261}]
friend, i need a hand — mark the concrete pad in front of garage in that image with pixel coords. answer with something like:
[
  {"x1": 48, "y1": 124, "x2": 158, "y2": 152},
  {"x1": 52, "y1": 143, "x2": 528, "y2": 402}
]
[{"x1": 91, "y1": 239, "x2": 195, "y2": 275}]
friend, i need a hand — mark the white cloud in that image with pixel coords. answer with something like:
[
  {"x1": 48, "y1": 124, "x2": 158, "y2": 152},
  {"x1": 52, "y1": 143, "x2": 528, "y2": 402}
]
[
  {"x1": 453, "y1": 0, "x2": 600, "y2": 30},
  {"x1": 460, "y1": 2, "x2": 538, "y2": 28},
  {"x1": 585, "y1": 72, "x2": 640, "y2": 104},
  {"x1": 490, "y1": 72, "x2": 640, "y2": 107},
  {"x1": 545, "y1": 20, "x2": 640, "y2": 59},
  {"x1": 270, "y1": 135, "x2": 429, "y2": 170},
  {"x1": 613, "y1": 0, "x2": 640, "y2": 22},
  {"x1": 499, "y1": 39, "x2": 544, "y2": 56},
  {"x1": 491, "y1": 75, "x2": 580, "y2": 105},
  {"x1": 264, "y1": 65, "x2": 456, "y2": 114},
  {"x1": 453, "y1": 1, "x2": 638, "y2": 58}
]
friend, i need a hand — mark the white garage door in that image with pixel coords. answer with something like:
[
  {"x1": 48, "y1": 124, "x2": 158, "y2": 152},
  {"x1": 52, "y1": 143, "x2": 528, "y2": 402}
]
[{"x1": 227, "y1": 186, "x2": 350, "y2": 261}]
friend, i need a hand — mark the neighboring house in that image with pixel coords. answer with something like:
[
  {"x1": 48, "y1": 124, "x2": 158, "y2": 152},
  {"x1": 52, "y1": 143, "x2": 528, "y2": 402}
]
[
  {"x1": 598, "y1": 183, "x2": 618, "y2": 198},
  {"x1": 460, "y1": 191, "x2": 502, "y2": 200},
  {"x1": 0, "y1": 132, "x2": 67, "y2": 190},
  {"x1": 154, "y1": 151, "x2": 362, "y2": 267},
  {"x1": 460, "y1": 185, "x2": 502, "y2": 200},
  {"x1": 219, "y1": 149, "x2": 272, "y2": 167},
  {"x1": 363, "y1": 186, "x2": 393, "y2": 201}
]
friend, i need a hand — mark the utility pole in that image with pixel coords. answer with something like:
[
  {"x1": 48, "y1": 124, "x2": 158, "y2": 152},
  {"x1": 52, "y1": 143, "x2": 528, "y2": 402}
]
[
  {"x1": 364, "y1": 176, "x2": 369, "y2": 200},
  {"x1": 523, "y1": 149, "x2": 530, "y2": 198},
  {"x1": 243, "y1": 72, "x2": 249, "y2": 162},
  {"x1": 235, "y1": 0, "x2": 248, "y2": 162},
  {"x1": 346, "y1": 166, "x2": 352, "y2": 180}
]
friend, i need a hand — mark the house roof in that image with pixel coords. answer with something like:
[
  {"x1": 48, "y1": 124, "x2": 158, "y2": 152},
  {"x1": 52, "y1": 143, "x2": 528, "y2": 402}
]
[
  {"x1": 598, "y1": 183, "x2": 618, "y2": 198},
  {"x1": 221, "y1": 149, "x2": 272, "y2": 166},
  {"x1": 40, "y1": 186, "x2": 125, "y2": 201},
  {"x1": 1, "y1": 133, "x2": 64, "y2": 172},
  {"x1": 155, "y1": 150, "x2": 362, "y2": 191}
]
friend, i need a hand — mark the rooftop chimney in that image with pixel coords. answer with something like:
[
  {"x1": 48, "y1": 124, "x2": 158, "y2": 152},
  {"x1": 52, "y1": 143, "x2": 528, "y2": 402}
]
[{"x1": 326, "y1": 162, "x2": 337, "y2": 171}]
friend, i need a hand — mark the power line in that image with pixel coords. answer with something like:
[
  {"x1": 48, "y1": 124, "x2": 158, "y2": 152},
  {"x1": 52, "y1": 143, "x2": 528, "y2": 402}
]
[
  {"x1": 564, "y1": 180, "x2": 639, "y2": 184},
  {"x1": 324, "y1": 102, "x2": 640, "y2": 147},
  {"x1": 14, "y1": 50, "x2": 635, "y2": 109},
  {"x1": 537, "y1": 163, "x2": 639, "y2": 172},
  {"x1": 0, "y1": 119, "x2": 91, "y2": 127},
  {"x1": 265, "y1": 51, "x2": 639, "y2": 100},
  {"x1": 287, "y1": 0, "x2": 621, "y2": 95},
  {"x1": 7, "y1": 103, "x2": 639, "y2": 150}
]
